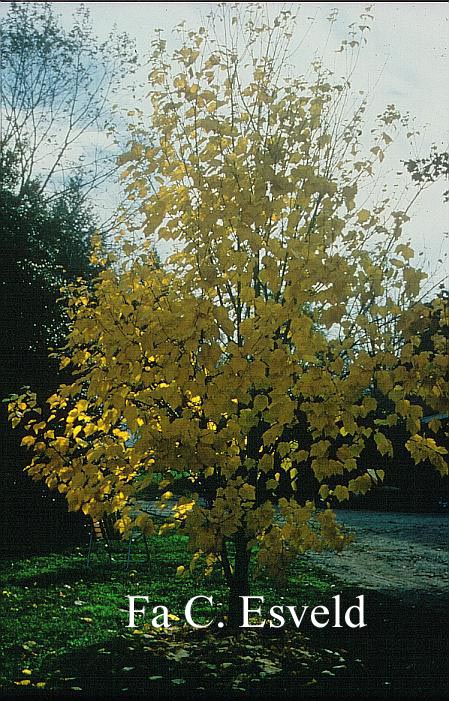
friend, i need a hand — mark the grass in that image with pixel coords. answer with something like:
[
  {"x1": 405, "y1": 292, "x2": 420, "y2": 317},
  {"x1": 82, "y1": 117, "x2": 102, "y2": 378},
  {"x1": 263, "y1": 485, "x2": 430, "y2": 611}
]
[
  {"x1": 0, "y1": 534, "x2": 339, "y2": 694},
  {"x1": 2, "y1": 534, "x2": 447, "y2": 697}
]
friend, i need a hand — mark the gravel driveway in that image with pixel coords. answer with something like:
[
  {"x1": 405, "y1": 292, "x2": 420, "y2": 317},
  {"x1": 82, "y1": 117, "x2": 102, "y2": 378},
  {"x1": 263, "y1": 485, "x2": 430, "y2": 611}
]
[
  {"x1": 307, "y1": 509, "x2": 449, "y2": 607},
  {"x1": 141, "y1": 499, "x2": 448, "y2": 606}
]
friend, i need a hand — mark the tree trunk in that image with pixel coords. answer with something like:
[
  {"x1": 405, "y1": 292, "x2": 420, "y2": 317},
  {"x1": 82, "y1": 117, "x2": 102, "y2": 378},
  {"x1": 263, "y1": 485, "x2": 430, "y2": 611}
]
[{"x1": 227, "y1": 532, "x2": 251, "y2": 629}]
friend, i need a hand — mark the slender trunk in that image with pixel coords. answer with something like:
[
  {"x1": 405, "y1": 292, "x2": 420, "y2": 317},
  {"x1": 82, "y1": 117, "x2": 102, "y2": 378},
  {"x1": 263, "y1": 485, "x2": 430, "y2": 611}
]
[{"x1": 227, "y1": 532, "x2": 251, "y2": 629}]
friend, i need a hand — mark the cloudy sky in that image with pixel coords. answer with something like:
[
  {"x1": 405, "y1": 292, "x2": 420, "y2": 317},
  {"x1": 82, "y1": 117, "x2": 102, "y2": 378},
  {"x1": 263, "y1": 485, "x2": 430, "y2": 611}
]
[{"x1": 2, "y1": 2, "x2": 448, "y2": 281}]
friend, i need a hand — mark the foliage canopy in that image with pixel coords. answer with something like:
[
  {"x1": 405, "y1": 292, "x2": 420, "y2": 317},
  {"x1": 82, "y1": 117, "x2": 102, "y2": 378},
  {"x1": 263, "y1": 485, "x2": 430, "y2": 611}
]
[{"x1": 9, "y1": 5, "x2": 448, "y2": 622}]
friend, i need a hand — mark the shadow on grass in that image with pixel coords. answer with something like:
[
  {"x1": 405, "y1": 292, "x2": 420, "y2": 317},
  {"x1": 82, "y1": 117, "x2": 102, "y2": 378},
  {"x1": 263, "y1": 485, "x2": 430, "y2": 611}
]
[
  {"x1": 15, "y1": 628, "x2": 362, "y2": 699},
  {"x1": 4, "y1": 588, "x2": 448, "y2": 699}
]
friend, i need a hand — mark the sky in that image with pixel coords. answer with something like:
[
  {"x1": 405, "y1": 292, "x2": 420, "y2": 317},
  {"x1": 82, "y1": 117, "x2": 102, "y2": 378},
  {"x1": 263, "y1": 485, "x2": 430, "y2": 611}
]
[{"x1": 1, "y1": 1, "x2": 448, "y2": 282}]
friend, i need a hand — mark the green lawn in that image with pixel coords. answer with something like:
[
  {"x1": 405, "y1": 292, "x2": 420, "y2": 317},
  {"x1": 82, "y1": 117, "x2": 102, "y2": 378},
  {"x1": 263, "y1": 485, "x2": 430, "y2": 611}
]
[{"x1": 0, "y1": 535, "x2": 344, "y2": 694}]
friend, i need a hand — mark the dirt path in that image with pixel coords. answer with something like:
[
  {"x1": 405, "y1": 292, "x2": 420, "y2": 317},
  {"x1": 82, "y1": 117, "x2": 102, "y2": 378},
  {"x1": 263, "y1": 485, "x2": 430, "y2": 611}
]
[
  {"x1": 140, "y1": 499, "x2": 449, "y2": 605},
  {"x1": 307, "y1": 510, "x2": 449, "y2": 607}
]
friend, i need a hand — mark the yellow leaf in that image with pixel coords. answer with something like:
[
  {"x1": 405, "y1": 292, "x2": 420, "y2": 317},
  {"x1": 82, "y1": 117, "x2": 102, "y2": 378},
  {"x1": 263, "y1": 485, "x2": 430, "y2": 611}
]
[
  {"x1": 357, "y1": 209, "x2": 370, "y2": 224},
  {"x1": 334, "y1": 485, "x2": 349, "y2": 502},
  {"x1": 240, "y1": 484, "x2": 255, "y2": 501},
  {"x1": 319, "y1": 484, "x2": 330, "y2": 500},
  {"x1": 21, "y1": 436, "x2": 35, "y2": 447},
  {"x1": 266, "y1": 479, "x2": 278, "y2": 490},
  {"x1": 374, "y1": 432, "x2": 393, "y2": 457},
  {"x1": 53, "y1": 436, "x2": 69, "y2": 452},
  {"x1": 395, "y1": 243, "x2": 414, "y2": 261}
]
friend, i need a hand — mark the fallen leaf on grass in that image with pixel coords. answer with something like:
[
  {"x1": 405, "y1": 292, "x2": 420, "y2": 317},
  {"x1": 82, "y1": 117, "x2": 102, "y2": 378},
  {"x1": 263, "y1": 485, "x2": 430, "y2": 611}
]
[
  {"x1": 257, "y1": 659, "x2": 282, "y2": 675},
  {"x1": 167, "y1": 648, "x2": 189, "y2": 662},
  {"x1": 21, "y1": 641, "x2": 37, "y2": 650}
]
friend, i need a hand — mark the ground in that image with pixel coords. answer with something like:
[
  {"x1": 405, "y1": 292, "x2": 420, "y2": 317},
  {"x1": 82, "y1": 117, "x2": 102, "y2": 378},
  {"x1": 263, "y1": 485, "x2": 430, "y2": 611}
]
[
  {"x1": 302, "y1": 509, "x2": 449, "y2": 699},
  {"x1": 1, "y1": 510, "x2": 448, "y2": 698},
  {"x1": 308, "y1": 509, "x2": 449, "y2": 608}
]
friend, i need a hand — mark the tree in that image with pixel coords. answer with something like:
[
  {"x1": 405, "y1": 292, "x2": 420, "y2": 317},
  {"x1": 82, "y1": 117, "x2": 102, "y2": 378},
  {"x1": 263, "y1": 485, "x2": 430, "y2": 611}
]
[
  {"x1": 405, "y1": 148, "x2": 449, "y2": 203},
  {"x1": 9, "y1": 6, "x2": 448, "y2": 624},
  {"x1": 1, "y1": 0, "x2": 136, "y2": 552},
  {"x1": 0, "y1": 150, "x2": 99, "y2": 360},
  {"x1": 0, "y1": 146, "x2": 101, "y2": 554},
  {"x1": 0, "y1": 1, "x2": 136, "y2": 211}
]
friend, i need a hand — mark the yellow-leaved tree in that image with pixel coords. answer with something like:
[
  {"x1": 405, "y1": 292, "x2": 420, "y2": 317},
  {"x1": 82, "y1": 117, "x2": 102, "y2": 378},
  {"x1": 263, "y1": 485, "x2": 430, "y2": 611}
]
[{"x1": 9, "y1": 5, "x2": 448, "y2": 626}]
